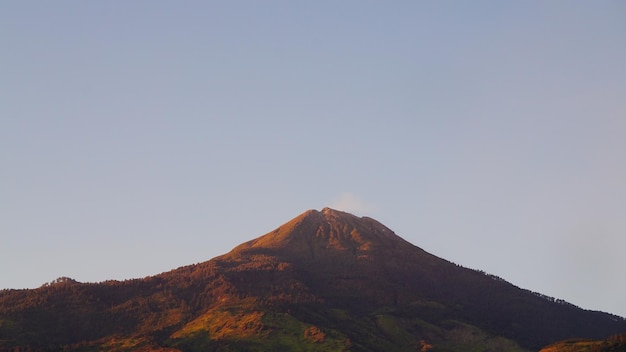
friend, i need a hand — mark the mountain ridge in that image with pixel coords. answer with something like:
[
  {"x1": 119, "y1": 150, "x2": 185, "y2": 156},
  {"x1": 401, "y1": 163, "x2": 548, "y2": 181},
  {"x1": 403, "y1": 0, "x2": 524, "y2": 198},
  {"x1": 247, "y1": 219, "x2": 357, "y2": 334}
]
[{"x1": 1, "y1": 207, "x2": 624, "y2": 351}]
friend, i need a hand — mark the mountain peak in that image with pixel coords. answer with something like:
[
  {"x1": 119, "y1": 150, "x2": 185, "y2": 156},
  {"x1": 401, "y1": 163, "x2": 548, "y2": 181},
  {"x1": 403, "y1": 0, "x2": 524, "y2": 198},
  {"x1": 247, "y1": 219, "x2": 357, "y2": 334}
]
[
  {"x1": 319, "y1": 206, "x2": 345, "y2": 215},
  {"x1": 227, "y1": 207, "x2": 416, "y2": 261}
]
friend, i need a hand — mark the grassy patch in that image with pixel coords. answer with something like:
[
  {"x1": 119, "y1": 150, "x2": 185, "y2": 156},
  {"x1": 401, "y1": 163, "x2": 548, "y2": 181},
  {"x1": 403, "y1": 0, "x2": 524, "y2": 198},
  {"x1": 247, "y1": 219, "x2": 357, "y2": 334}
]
[
  {"x1": 434, "y1": 320, "x2": 529, "y2": 352},
  {"x1": 169, "y1": 307, "x2": 349, "y2": 352}
]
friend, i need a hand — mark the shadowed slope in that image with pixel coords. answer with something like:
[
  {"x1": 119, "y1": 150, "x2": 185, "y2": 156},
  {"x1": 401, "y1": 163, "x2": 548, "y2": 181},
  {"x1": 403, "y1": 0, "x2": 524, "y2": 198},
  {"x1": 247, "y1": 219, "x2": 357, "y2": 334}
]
[{"x1": 214, "y1": 208, "x2": 626, "y2": 348}]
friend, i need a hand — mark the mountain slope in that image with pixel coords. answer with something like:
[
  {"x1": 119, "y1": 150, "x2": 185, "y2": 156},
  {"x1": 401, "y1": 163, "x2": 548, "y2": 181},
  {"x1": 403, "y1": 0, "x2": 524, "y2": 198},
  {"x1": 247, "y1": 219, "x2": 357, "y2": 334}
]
[
  {"x1": 540, "y1": 334, "x2": 626, "y2": 352},
  {"x1": 1, "y1": 208, "x2": 624, "y2": 351}
]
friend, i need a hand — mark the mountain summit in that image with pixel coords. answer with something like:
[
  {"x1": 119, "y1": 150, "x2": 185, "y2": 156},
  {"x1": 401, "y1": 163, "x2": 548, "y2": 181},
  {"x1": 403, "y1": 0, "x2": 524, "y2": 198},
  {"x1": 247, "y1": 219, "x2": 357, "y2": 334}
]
[
  {"x1": 1, "y1": 208, "x2": 624, "y2": 351},
  {"x1": 228, "y1": 207, "x2": 417, "y2": 258}
]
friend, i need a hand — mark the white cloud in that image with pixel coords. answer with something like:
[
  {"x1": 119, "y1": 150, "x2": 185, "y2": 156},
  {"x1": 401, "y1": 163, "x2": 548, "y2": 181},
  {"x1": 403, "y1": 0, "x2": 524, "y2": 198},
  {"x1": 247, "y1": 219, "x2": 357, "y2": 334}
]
[{"x1": 329, "y1": 193, "x2": 377, "y2": 214}]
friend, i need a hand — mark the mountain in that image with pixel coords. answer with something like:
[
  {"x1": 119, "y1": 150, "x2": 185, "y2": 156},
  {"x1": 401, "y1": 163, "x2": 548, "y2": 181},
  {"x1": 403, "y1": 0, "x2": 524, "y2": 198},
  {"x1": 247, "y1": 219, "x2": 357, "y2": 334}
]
[{"x1": 1, "y1": 208, "x2": 624, "y2": 351}]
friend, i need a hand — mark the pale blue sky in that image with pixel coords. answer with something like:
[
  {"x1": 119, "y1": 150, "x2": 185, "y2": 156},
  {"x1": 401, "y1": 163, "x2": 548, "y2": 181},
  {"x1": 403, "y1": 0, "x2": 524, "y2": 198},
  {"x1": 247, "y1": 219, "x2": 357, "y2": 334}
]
[{"x1": 2, "y1": 1, "x2": 625, "y2": 317}]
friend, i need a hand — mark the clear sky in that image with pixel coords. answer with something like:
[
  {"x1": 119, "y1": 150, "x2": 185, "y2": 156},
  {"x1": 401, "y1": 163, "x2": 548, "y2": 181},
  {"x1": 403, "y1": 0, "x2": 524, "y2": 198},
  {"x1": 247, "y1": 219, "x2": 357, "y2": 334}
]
[{"x1": 2, "y1": 1, "x2": 625, "y2": 317}]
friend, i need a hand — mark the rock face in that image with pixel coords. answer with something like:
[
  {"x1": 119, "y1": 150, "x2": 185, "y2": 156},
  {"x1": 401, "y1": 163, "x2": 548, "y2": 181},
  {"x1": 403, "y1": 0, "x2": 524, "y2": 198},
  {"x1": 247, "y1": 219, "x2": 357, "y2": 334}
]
[{"x1": 1, "y1": 208, "x2": 625, "y2": 351}]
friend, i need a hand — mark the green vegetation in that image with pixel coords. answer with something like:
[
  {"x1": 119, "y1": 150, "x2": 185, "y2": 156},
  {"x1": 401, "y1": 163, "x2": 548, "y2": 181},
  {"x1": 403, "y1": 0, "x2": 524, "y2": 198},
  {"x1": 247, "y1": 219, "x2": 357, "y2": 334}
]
[{"x1": 168, "y1": 308, "x2": 349, "y2": 352}]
